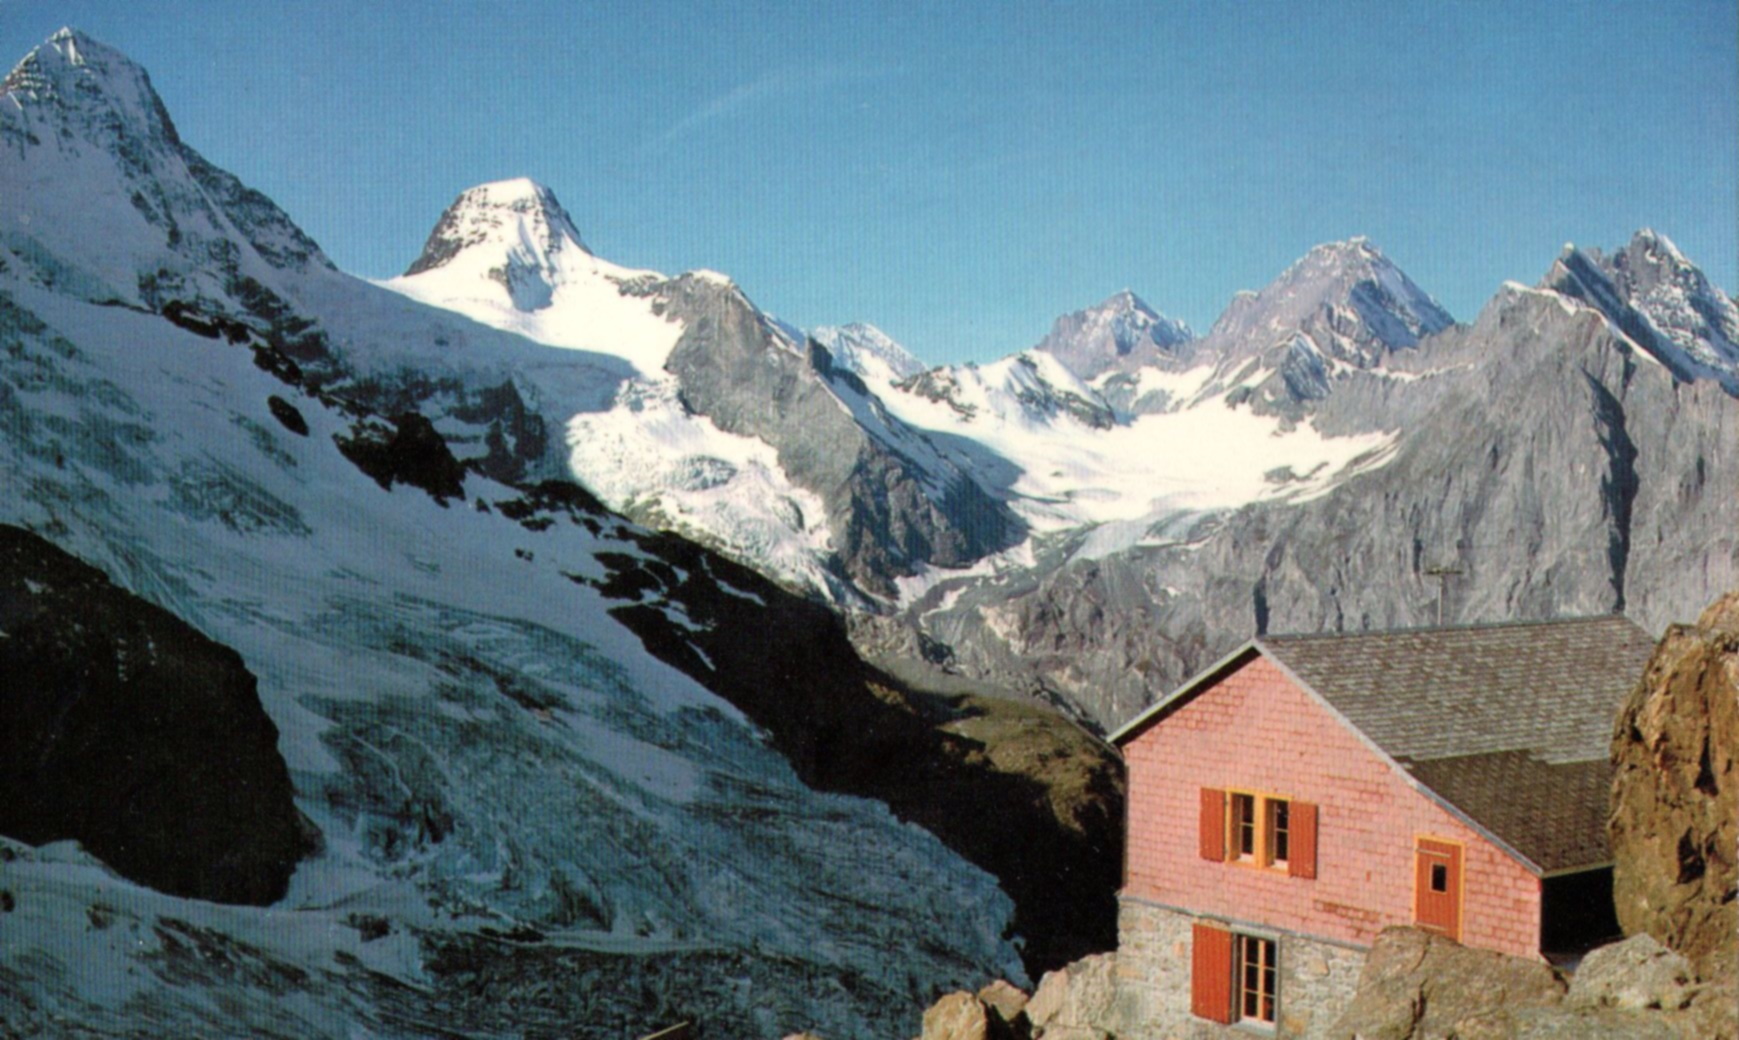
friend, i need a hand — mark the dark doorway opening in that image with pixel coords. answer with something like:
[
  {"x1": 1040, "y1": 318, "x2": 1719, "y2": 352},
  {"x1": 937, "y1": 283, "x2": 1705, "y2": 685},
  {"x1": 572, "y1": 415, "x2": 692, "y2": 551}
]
[{"x1": 1541, "y1": 865, "x2": 1621, "y2": 959}]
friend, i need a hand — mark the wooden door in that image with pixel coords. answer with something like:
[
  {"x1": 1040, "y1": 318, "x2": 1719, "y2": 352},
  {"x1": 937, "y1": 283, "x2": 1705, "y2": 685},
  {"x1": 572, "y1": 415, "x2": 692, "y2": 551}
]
[{"x1": 1414, "y1": 838, "x2": 1462, "y2": 941}]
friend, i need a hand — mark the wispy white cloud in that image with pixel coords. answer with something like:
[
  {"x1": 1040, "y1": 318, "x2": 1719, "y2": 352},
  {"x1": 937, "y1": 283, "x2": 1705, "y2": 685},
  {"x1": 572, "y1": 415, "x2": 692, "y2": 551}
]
[{"x1": 651, "y1": 64, "x2": 888, "y2": 150}]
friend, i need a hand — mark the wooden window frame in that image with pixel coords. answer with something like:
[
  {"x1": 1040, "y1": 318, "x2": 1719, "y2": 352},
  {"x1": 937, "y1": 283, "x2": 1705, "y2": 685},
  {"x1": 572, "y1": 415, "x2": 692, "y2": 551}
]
[
  {"x1": 1225, "y1": 789, "x2": 1292, "y2": 873},
  {"x1": 1235, "y1": 931, "x2": 1279, "y2": 1027}
]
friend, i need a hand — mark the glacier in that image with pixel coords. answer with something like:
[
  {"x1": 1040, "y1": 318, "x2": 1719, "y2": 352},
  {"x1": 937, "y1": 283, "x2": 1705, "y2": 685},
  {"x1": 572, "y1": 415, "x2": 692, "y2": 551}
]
[{"x1": 0, "y1": 28, "x2": 1024, "y2": 1039}]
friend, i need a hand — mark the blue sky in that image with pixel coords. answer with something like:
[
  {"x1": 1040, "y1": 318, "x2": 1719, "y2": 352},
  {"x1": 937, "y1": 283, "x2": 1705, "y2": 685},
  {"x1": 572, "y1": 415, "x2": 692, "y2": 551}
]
[{"x1": 3, "y1": 2, "x2": 1734, "y2": 364}]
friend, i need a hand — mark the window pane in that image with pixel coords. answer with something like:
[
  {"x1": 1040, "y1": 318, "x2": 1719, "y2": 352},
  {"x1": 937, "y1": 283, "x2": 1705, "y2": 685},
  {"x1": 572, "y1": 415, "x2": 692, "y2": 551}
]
[
  {"x1": 1236, "y1": 935, "x2": 1278, "y2": 1025},
  {"x1": 1431, "y1": 862, "x2": 1448, "y2": 892},
  {"x1": 1232, "y1": 794, "x2": 1256, "y2": 858},
  {"x1": 1269, "y1": 799, "x2": 1290, "y2": 864}
]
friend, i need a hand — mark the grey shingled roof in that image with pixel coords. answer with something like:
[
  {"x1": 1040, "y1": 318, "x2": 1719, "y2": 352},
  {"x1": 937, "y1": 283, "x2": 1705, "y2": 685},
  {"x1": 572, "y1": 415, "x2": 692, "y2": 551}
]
[{"x1": 1258, "y1": 615, "x2": 1657, "y2": 873}]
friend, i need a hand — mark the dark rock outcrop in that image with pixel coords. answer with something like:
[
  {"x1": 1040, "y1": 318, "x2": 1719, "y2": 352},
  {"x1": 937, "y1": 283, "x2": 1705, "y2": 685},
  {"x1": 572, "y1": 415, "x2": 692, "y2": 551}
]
[
  {"x1": 1610, "y1": 590, "x2": 1738, "y2": 980},
  {"x1": 0, "y1": 524, "x2": 310, "y2": 904},
  {"x1": 334, "y1": 411, "x2": 467, "y2": 503}
]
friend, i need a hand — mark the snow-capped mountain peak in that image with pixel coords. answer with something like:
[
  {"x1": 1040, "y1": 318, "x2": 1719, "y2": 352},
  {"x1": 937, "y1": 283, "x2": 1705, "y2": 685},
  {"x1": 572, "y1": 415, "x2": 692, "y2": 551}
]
[
  {"x1": 1032, "y1": 288, "x2": 1195, "y2": 379},
  {"x1": 2, "y1": 27, "x2": 179, "y2": 146},
  {"x1": 384, "y1": 178, "x2": 683, "y2": 374},
  {"x1": 810, "y1": 322, "x2": 928, "y2": 385},
  {"x1": 0, "y1": 28, "x2": 330, "y2": 312},
  {"x1": 402, "y1": 178, "x2": 597, "y2": 311}
]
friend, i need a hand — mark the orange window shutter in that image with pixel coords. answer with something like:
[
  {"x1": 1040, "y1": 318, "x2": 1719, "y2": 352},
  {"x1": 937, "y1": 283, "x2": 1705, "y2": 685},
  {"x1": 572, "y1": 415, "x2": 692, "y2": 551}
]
[
  {"x1": 1199, "y1": 788, "x2": 1227, "y2": 861},
  {"x1": 1191, "y1": 922, "x2": 1235, "y2": 1024},
  {"x1": 1288, "y1": 800, "x2": 1318, "y2": 879}
]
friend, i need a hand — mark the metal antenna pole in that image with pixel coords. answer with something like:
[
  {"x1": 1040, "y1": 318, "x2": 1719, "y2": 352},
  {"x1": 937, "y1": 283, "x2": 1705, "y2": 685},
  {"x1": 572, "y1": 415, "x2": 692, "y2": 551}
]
[{"x1": 1425, "y1": 565, "x2": 1463, "y2": 626}]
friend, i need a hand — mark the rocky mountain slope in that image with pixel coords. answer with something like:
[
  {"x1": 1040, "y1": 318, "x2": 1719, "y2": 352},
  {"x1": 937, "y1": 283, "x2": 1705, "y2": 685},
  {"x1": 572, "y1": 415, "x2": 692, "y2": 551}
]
[
  {"x1": 386, "y1": 159, "x2": 1736, "y2": 738},
  {"x1": 867, "y1": 238, "x2": 1737, "y2": 730},
  {"x1": 0, "y1": 29, "x2": 1117, "y2": 1037},
  {"x1": 385, "y1": 181, "x2": 1021, "y2": 599}
]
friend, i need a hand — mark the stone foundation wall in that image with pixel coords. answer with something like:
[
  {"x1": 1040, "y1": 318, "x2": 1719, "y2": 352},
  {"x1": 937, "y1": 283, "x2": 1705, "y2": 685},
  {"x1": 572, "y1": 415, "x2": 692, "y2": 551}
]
[{"x1": 1113, "y1": 897, "x2": 1366, "y2": 1039}]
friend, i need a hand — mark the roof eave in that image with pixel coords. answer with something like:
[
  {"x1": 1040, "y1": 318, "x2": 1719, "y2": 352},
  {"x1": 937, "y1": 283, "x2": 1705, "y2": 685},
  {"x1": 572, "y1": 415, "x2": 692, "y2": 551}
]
[{"x1": 1108, "y1": 641, "x2": 1261, "y2": 746}]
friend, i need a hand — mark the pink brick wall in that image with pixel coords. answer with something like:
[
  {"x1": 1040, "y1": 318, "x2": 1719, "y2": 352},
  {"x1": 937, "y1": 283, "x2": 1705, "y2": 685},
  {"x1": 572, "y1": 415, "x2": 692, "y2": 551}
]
[{"x1": 1122, "y1": 654, "x2": 1543, "y2": 959}]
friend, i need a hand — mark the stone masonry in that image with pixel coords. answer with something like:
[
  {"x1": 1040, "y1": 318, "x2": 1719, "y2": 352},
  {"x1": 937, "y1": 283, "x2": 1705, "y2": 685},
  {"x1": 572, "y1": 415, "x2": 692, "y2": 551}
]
[{"x1": 1113, "y1": 899, "x2": 1366, "y2": 1039}]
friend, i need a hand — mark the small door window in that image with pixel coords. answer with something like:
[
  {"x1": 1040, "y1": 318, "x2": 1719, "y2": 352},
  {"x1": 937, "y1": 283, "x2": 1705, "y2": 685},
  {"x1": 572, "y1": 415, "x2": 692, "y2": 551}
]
[{"x1": 1430, "y1": 862, "x2": 1449, "y2": 892}]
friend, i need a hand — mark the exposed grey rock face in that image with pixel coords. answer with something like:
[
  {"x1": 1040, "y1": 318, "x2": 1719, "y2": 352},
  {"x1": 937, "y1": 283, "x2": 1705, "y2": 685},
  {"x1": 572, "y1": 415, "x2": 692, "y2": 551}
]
[
  {"x1": 1183, "y1": 238, "x2": 1455, "y2": 419},
  {"x1": 662, "y1": 275, "x2": 1022, "y2": 596},
  {"x1": 1542, "y1": 229, "x2": 1739, "y2": 392},
  {"x1": 1031, "y1": 290, "x2": 1194, "y2": 380},
  {"x1": 879, "y1": 278, "x2": 1737, "y2": 732}
]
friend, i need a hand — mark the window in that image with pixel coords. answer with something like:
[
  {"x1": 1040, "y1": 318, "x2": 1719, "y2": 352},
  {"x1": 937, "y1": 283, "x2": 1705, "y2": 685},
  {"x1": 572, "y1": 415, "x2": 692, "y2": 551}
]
[
  {"x1": 1199, "y1": 788, "x2": 1317, "y2": 878},
  {"x1": 1229, "y1": 791, "x2": 1288, "y2": 870},
  {"x1": 1237, "y1": 934, "x2": 1278, "y2": 1025},
  {"x1": 1232, "y1": 793, "x2": 1258, "y2": 861},
  {"x1": 1192, "y1": 922, "x2": 1279, "y2": 1027},
  {"x1": 1267, "y1": 798, "x2": 1290, "y2": 867}
]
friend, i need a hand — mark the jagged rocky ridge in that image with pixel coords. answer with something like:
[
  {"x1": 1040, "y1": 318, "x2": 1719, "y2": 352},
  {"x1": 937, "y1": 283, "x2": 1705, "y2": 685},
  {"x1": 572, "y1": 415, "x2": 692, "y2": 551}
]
[
  {"x1": 865, "y1": 237, "x2": 1737, "y2": 730},
  {"x1": 0, "y1": 28, "x2": 1121, "y2": 1038}
]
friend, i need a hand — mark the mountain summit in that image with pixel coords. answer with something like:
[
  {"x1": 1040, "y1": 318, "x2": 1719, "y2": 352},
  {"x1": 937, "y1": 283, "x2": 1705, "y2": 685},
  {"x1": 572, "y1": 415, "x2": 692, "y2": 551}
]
[
  {"x1": 2, "y1": 27, "x2": 179, "y2": 146},
  {"x1": 1032, "y1": 289, "x2": 1195, "y2": 379},
  {"x1": 1208, "y1": 238, "x2": 1453, "y2": 366},
  {"x1": 404, "y1": 178, "x2": 595, "y2": 311},
  {"x1": 0, "y1": 27, "x2": 329, "y2": 311},
  {"x1": 1186, "y1": 238, "x2": 1454, "y2": 413},
  {"x1": 1542, "y1": 229, "x2": 1739, "y2": 393}
]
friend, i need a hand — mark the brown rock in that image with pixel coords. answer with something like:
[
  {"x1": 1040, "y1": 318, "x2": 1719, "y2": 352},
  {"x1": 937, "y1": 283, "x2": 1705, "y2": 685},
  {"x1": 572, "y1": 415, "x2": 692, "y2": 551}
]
[
  {"x1": 1609, "y1": 591, "x2": 1739, "y2": 981},
  {"x1": 976, "y1": 979, "x2": 1030, "y2": 1034},
  {"x1": 920, "y1": 992, "x2": 1015, "y2": 1040},
  {"x1": 1023, "y1": 953, "x2": 1118, "y2": 1038},
  {"x1": 1567, "y1": 934, "x2": 1695, "y2": 1011},
  {"x1": 1330, "y1": 927, "x2": 1566, "y2": 1039},
  {"x1": 1024, "y1": 968, "x2": 1069, "y2": 1031}
]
